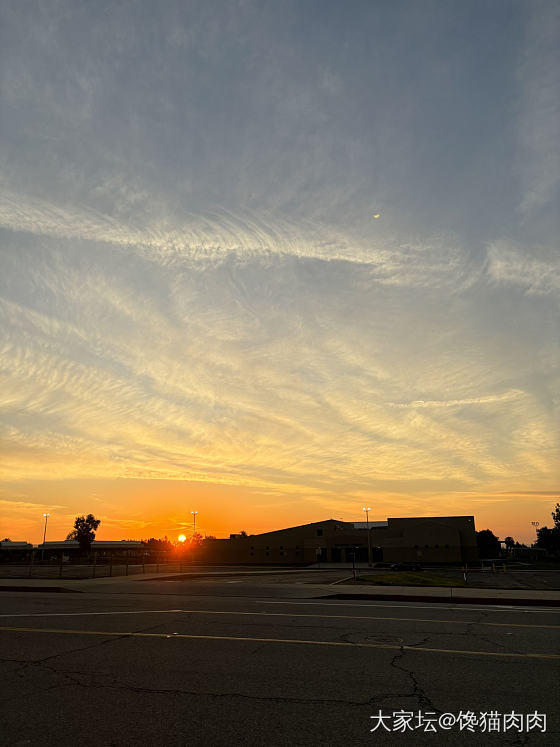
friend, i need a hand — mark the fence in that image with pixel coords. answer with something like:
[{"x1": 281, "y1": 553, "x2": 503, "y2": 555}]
[{"x1": 0, "y1": 551, "x2": 192, "y2": 580}]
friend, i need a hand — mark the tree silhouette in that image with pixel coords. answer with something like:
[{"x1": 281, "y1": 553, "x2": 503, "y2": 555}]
[
  {"x1": 143, "y1": 537, "x2": 174, "y2": 552},
  {"x1": 476, "y1": 529, "x2": 501, "y2": 558},
  {"x1": 535, "y1": 504, "x2": 560, "y2": 556},
  {"x1": 67, "y1": 514, "x2": 101, "y2": 552},
  {"x1": 552, "y1": 503, "x2": 560, "y2": 530},
  {"x1": 504, "y1": 536, "x2": 515, "y2": 553}
]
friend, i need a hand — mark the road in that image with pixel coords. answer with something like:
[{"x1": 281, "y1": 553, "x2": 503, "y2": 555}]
[{"x1": 1, "y1": 572, "x2": 559, "y2": 746}]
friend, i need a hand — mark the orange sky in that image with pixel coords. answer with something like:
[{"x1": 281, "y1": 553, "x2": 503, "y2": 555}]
[{"x1": 1, "y1": 478, "x2": 557, "y2": 546}]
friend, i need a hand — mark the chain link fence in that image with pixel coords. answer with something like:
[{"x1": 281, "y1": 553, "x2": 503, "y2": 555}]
[{"x1": 0, "y1": 551, "x2": 191, "y2": 579}]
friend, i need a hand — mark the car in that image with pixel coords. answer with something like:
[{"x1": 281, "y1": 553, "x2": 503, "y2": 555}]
[
  {"x1": 374, "y1": 562, "x2": 395, "y2": 569},
  {"x1": 392, "y1": 562, "x2": 423, "y2": 571}
]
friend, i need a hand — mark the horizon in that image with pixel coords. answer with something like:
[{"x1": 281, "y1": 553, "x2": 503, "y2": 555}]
[
  {"x1": 1, "y1": 1, "x2": 558, "y2": 548},
  {"x1": 3, "y1": 502, "x2": 556, "y2": 546}
]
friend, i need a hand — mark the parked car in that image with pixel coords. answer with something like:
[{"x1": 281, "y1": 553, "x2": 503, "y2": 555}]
[
  {"x1": 392, "y1": 562, "x2": 423, "y2": 571},
  {"x1": 374, "y1": 562, "x2": 394, "y2": 569}
]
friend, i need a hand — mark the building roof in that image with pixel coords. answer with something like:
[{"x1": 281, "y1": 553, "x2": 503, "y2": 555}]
[{"x1": 36, "y1": 540, "x2": 144, "y2": 549}]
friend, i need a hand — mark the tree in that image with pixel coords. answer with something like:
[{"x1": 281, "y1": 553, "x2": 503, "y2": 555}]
[
  {"x1": 476, "y1": 529, "x2": 501, "y2": 558},
  {"x1": 66, "y1": 514, "x2": 101, "y2": 552},
  {"x1": 504, "y1": 536, "x2": 515, "y2": 553},
  {"x1": 143, "y1": 537, "x2": 174, "y2": 552},
  {"x1": 535, "y1": 503, "x2": 560, "y2": 556},
  {"x1": 536, "y1": 526, "x2": 560, "y2": 555},
  {"x1": 552, "y1": 503, "x2": 560, "y2": 530}
]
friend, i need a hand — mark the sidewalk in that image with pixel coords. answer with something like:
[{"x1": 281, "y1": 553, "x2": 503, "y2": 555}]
[
  {"x1": 318, "y1": 582, "x2": 560, "y2": 606},
  {"x1": 1, "y1": 572, "x2": 560, "y2": 605}
]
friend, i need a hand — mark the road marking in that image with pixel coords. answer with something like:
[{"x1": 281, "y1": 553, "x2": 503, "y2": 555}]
[
  {"x1": 0, "y1": 610, "x2": 185, "y2": 618},
  {"x1": 256, "y1": 600, "x2": 560, "y2": 614},
  {"x1": 1, "y1": 626, "x2": 558, "y2": 660},
  {"x1": 0, "y1": 609, "x2": 557, "y2": 629}
]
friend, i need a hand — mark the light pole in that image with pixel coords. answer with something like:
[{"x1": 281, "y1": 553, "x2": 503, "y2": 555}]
[
  {"x1": 191, "y1": 511, "x2": 198, "y2": 538},
  {"x1": 363, "y1": 507, "x2": 372, "y2": 566},
  {"x1": 42, "y1": 513, "x2": 50, "y2": 561}
]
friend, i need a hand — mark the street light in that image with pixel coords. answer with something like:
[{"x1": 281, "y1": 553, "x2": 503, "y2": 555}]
[
  {"x1": 191, "y1": 511, "x2": 198, "y2": 537},
  {"x1": 42, "y1": 513, "x2": 50, "y2": 543},
  {"x1": 531, "y1": 521, "x2": 540, "y2": 545},
  {"x1": 42, "y1": 513, "x2": 50, "y2": 560},
  {"x1": 363, "y1": 507, "x2": 372, "y2": 567}
]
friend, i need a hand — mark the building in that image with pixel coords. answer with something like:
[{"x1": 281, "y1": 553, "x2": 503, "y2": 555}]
[
  {"x1": 36, "y1": 540, "x2": 144, "y2": 560},
  {"x1": 197, "y1": 516, "x2": 477, "y2": 564},
  {"x1": 0, "y1": 540, "x2": 34, "y2": 561}
]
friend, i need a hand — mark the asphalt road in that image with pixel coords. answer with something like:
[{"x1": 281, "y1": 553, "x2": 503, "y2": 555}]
[{"x1": 1, "y1": 574, "x2": 559, "y2": 746}]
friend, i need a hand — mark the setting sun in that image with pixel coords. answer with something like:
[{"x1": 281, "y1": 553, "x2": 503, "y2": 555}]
[{"x1": 177, "y1": 534, "x2": 187, "y2": 543}]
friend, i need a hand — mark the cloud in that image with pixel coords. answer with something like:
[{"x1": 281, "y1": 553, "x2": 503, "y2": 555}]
[
  {"x1": 387, "y1": 391, "x2": 524, "y2": 409},
  {"x1": 0, "y1": 1, "x2": 558, "y2": 537},
  {"x1": 0, "y1": 189, "x2": 479, "y2": 294},
  {"x1": 470, "y1": 498, "x2": 513, "y2": 504},
  {"x1": 516, "y1": 2, "x2": 560, "y2": 222},
  {"x1": 1, "y1": 218, "x2": 557, "y2": 498},
  {"x1": 485, "y1": 240, "x2": 560, "y2": 295},
  {"x1": 0, "y1": 498, "x2": 66, "y2": 513}
]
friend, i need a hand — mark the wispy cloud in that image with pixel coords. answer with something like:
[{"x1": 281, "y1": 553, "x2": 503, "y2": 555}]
[
  {"x1": 0, "y1": 190, "x2": 479, "y2": 294},
  {"x1": 0, "y1": 1, "x2": 558, "y2": 540},
  {"x1": 387, "y1": 391, "x2": 524, "y2": 409},
  {"x1": 0, "y1": 498, "x2": 66, "y2": 513},
  {"x1": 485, "y1": 240, "x2": 560, "y2": 295},
  {"x1": 516, "y1": 2, "x2": 560, "y2": 223}
]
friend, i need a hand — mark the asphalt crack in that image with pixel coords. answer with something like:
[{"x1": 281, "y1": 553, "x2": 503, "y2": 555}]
[{"x1": 388, "y1": 636, "x2": 440, "y2": 713}]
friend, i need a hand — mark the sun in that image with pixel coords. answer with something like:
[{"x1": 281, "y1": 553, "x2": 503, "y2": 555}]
[{"x1": 177, "y1": 534, "x2": 187, "y2": 543}]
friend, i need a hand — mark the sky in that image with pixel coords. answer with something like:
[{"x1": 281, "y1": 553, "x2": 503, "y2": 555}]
[{"x1": 1, "y1": 0, "x2": 558, "y2": 545}]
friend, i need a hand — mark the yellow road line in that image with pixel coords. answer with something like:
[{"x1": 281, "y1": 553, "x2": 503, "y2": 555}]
[
  {"x1": 1, "y1": 608, "x2": 558, "y2": 630},
  {"x1": 1, "y1": 626, "x2": 559, "y2": 660}
]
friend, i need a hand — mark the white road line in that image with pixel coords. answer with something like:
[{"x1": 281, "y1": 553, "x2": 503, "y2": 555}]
[
  {"x1": 0, "y1": 608, "x2": 557, "y2": 629},
  {"x1": 0, "y1": 610, "x2": 183, "y2": 618},
  {"x1": 255, "y1": 600, "x2": 560, "y2": 614}
]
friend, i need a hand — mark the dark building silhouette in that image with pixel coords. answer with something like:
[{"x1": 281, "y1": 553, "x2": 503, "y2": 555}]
[{"x1": 197, "y1": 516, "x2": 477, "y2": 564}]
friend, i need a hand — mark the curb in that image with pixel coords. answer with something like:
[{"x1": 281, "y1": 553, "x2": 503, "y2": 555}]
[
  {"x1": 0, "y1": 585, "x2": 79, "y2": 593},
  {"x1": 323, "y1": 593, "x2": 560, "y2": 607}
]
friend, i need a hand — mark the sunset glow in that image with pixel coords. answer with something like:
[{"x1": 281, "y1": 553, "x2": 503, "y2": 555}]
[{"x1": 1, "y1": 2, "x2": 558, "y2": 547}]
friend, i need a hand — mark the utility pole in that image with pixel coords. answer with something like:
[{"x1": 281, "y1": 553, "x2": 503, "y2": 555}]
[
  {"x1": 41, "y1": 512, "x2": 50, "y2": 561},
  {"x1": 531, "y1": 521, "x2": 540, "y2": 555},
  {"x1": 191, "y1": 510, "x2": 198, "y2": 538},
  {"x1": 362, "y1": 507, "x2": 372, "y2": 567}
]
